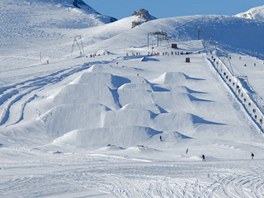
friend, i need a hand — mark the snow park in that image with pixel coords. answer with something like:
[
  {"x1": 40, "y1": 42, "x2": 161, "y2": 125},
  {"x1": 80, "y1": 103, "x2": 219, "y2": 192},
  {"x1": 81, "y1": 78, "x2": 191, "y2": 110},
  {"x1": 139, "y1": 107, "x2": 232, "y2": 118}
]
[{"x1": 0, "y1": 0, "x2": 264, "y2": 197}]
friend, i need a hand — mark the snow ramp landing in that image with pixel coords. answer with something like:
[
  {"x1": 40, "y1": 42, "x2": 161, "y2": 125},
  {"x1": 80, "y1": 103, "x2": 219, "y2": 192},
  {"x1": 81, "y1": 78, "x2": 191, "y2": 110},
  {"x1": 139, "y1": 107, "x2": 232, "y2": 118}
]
[
  {"x1": 51, "y1": 126, "x2": 161, "y2": 149},
  {"x1": 0, "y1": 54, "x2": 262, "y2": 149}
]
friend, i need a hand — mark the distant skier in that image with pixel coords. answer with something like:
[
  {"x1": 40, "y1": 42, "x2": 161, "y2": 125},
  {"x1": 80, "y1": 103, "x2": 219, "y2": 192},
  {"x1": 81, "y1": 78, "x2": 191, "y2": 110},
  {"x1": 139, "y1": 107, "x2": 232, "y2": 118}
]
[
  {"x1": 202, "y1": 154, "x2": 206, "y2": 162},
  {"x1": 159, "y1": 136, "x2": 162, "y2": 142},
  {"x1": 185, "y1": 148, "x2": 189, "y2": 155},
  {"x1": 251, "y1": 152, "x2": 255, "y2": 160}
]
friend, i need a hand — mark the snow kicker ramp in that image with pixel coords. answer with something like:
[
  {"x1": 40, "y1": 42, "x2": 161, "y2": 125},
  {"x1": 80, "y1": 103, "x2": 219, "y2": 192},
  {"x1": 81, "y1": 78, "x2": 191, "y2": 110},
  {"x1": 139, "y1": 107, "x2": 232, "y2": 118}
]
[{"x1": 1, "y1": 53, "x2": 261, "y2": 149}]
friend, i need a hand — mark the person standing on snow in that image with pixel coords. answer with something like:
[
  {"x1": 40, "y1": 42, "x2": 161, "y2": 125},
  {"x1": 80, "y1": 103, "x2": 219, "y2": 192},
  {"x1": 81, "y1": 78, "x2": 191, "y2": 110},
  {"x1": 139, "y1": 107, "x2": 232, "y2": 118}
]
[
  {"x1": 251, "y1": 152, "x2": 255, "y2": 160},
  {"x1": 202, "y1": 154, "x2": 206, "y2": 161}
]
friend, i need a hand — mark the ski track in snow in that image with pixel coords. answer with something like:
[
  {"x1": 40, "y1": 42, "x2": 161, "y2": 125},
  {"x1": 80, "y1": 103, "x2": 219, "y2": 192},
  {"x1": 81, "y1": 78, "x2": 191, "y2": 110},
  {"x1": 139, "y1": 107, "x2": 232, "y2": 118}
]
[
  {"x1": 0, "y1": 51, "x2": 263, "y2": 197},
  {"x1": 106, "y1": 164, "x2": 264, "y2": 198},
  {"x1": 0, "y1": 60, "x2": 108, "y2": 126},
  {"x1": 1, "y1": 158, "x2": 264, "y2": 198}
]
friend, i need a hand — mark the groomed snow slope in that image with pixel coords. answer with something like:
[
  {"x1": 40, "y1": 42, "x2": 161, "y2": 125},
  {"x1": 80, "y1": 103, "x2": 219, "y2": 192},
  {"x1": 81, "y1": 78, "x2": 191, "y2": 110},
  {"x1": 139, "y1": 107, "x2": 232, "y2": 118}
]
[
  {"x1": 1, "y1": 3, "x2": 264, "y2": 197},
  {"x1": 0, "y1": 50, "x2": 262, "y2": 150},
  {"x1": 1, "y1": 49, "x2": 264, "y2": 197},
  {"x1": 0, "y1": 3, "x2": 263, "y2": 151}
]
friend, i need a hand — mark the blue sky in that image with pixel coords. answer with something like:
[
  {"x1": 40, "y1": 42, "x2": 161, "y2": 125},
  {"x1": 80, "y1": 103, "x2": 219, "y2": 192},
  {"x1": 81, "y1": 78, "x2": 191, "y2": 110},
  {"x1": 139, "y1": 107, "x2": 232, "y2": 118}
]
[{"x1": 84, "y1": 0, "x2": 263, "y2": 19}]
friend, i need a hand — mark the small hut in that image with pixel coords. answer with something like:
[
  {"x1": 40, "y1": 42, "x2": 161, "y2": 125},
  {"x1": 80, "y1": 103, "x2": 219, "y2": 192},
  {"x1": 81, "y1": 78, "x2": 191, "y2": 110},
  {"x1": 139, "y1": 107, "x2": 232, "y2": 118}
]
[
  {"x1": 171, "y1": 44, "x2": 178, "y2": 49},
  {"x1": 185, "y1": 57, "x2": 191, "y2": 63}
]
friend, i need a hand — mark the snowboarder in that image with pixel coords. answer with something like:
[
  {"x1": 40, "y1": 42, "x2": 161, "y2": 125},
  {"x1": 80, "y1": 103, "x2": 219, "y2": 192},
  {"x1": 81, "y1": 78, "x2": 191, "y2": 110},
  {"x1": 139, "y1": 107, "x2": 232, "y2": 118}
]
[
  {"x1": 185, "y1": 148, "x2": 189, "y2": 155},
  {"x1": 202, "y1": 154, "x2": 206, "y2": 162},
  {"x1": 251, "y1": 152, "x2": 255, "y2": 160}
]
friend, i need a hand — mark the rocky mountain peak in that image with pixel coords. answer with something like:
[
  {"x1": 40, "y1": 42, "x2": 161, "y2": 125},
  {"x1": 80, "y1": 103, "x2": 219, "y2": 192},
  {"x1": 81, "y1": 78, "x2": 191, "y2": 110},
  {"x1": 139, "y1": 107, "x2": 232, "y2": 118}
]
[{"x1": 131, "y1": 9, "x2": 156, "y2": 28}]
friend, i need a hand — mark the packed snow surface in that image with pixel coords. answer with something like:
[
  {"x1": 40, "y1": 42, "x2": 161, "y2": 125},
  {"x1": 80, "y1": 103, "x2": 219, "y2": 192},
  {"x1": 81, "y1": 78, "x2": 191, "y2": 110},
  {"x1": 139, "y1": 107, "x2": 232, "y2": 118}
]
[{"x1": 0, "y1": 1, "x2": 264, "y2": 197}]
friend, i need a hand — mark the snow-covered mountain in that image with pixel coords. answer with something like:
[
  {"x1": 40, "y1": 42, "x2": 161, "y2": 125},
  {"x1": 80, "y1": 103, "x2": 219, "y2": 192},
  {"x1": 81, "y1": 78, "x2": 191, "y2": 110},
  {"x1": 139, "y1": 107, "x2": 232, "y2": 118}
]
[
  {"x1": 1, "y1": 11, "x2": 263, "y2": 148},
  {"x1": 1, "y1": 3, "x2": 264, "y2": 197},
  {"x1": 0, "y1": 0, "x2": 116, "y2": 50},
  {"x1": 236, "y1": 5, "x2": 264, "y2": 20},
  {"x1": 84, "y1": 15, "x2": 264, "y2": 58},
  {"x1": 1, "y1": 0, "x2": 116, "y2": 29}
]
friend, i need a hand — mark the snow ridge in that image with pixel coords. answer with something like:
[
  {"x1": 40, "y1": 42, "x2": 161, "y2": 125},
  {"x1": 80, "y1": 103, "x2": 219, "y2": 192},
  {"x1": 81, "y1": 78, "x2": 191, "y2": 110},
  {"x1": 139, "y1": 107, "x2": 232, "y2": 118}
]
[{"x1": 236, "y1": 5, "x2": 264, "y2": 20}]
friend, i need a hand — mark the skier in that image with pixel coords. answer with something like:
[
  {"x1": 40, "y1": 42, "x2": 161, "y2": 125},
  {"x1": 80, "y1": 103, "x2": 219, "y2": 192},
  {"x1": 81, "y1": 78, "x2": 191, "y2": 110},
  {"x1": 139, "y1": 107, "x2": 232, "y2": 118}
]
[
  {"x1": 202, "y1": 154, "x2": 206, "y2": 162},
  {"x1": 159, "y1": 136, "x2": 162, "y2": 142},
  {"x1": 185, "y1": 148, "x2": 189, "y2": 155},
  {"x1": 251, "y1": 152, "x2": 255, "y2": 160}
]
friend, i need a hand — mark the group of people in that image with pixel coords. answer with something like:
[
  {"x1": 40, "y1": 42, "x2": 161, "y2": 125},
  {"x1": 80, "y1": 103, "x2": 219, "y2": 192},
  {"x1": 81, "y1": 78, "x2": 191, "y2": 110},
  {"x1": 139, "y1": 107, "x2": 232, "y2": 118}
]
[
  {"x1": 159, "y1": 136, "x2": 256, "y2": 161},
  {"x1": 86, "y1": 51, "x2": 110, "y2": 58},
  {"x1": 200, "y1": 152, "x2": 255, "y2": 162},
  {"x1": 125, "y1": 50, "x2": 194, "y2": 57}
]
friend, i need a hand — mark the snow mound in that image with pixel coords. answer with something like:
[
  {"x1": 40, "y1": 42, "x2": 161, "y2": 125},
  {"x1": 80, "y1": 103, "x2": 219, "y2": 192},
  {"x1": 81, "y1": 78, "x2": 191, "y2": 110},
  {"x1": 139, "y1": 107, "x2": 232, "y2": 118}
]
[
  {"x1": 53, "y1": 83, "x2": 119, "y2": 109},
  {"x1": 154, "y1": 112, "x2": 225, "y2": 134},
  {"x1": 162, "y1": 131, "x2": 192, "y2": 142},
  {"x1": 51, "y1": 126, "x2": 162, "y2": 148},
  {"x1": 151, "y1": 72, "x2": 204, "y2": 85},
  {"x1": 236, "y1": 5, "x2": 264, "y2": 20},
  {"x1": 118, "y1": 84, "x2": 153, "y2": 107},
  {"x1": 71, "y1": 72, "x2": 130, "y2": 88},
  {"x1": 53, "y1": 72, "x2": 131, "y2": 109},
  {"x1": 121, "y1": 103, "x2": 165, "y2": 114},
  {"x1": 39, "y1": 103, "x2": 110, "y2": 137},
  {"x1": 126, "y1": 145, "x2": 160, "y2": 153},
  {"x1": 104, "y1": 108, "x2": 156, "y2": 128},
  {"x1": 88, "y1": 64, "x2": 144, "y2": 78},
  {"x1": 98, "y1": 144, "x2": 126, "y2": 151}
]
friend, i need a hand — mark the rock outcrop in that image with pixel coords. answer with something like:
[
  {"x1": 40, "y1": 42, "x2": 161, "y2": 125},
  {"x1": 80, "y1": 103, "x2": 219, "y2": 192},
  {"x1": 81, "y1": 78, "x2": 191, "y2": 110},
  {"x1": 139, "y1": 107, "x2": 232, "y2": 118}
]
[{"x1": 131, "y1": 9, "x2": 156, "y2": 28}]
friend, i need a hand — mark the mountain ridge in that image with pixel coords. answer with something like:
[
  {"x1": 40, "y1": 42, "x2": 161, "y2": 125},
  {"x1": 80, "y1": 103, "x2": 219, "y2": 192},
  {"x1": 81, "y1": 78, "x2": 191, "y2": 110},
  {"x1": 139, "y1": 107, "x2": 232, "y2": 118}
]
[{"x1": 236, "y1": 5, "x2": 264, "y2": 20}]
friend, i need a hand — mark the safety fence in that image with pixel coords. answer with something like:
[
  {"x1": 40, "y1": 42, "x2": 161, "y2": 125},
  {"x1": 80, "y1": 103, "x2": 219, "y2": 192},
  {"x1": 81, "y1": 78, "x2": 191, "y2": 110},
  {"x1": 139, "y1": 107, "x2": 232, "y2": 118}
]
[{"x1": 208, "y1": 52, "x2": 264, "y2": 132}]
